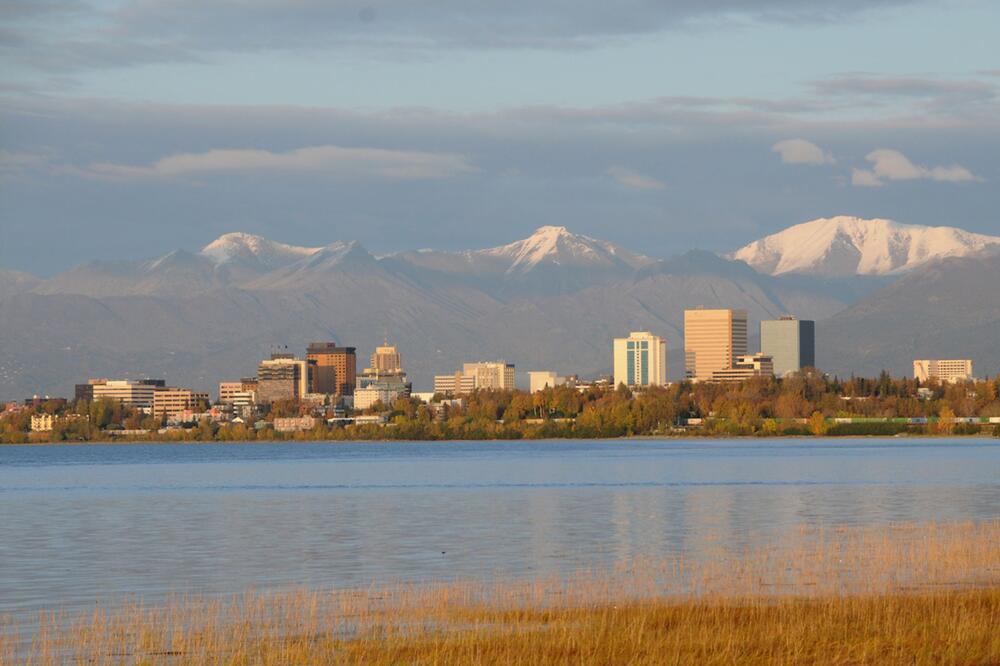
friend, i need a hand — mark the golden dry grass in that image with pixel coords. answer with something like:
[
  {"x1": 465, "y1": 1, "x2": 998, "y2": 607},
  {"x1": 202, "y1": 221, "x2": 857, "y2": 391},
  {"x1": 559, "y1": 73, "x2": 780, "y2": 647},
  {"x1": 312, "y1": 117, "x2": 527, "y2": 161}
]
[{"x1": 3, "y1": 521, "x2": 998, "y2": 665}]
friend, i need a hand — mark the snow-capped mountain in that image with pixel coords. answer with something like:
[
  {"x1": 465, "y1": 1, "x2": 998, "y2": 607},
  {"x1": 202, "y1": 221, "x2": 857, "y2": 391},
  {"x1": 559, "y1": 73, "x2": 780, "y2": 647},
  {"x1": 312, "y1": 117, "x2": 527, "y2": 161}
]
[
  {"x1": 200, "y1": 232, "x2": 321, "y2": 270},
  {"x1": 730, "y1": 216, "x2": 1000, "y2": 277},
  {"x1": 388, "y1": 225, "x2": 656, "y2": 291},
  {"x1": 478, "y1": 225, "x2": 656, "y2": 275}
]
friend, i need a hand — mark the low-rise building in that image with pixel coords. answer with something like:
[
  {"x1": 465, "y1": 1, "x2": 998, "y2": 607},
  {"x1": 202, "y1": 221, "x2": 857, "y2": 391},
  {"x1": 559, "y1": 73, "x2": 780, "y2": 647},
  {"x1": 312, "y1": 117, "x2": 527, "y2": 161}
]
[
  {"x1": 709, "y1": 354, "x2": 775, "y2": 383},
  {"x1": 433, "y1": 372, "x2": 476, "y2": 395},
  {"x1": 913, "y1": 359, "x2": 973, "y2": 384},
  {"x1": 30, "y1": 413, "x2": 55, "y2": 432},
  {"x1": 272, "y1": 416, "x2": 319, "y2": 433},
  {"x1": 528, "y1": 371, "x2": 567, "y2": 394}
]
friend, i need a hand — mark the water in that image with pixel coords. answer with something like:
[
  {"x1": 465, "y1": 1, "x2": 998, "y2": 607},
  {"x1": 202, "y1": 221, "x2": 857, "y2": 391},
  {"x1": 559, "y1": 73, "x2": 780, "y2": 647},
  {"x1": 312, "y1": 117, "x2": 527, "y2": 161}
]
[{"x1": 1, "y1": 438, "x2": 998, "y2": 616}]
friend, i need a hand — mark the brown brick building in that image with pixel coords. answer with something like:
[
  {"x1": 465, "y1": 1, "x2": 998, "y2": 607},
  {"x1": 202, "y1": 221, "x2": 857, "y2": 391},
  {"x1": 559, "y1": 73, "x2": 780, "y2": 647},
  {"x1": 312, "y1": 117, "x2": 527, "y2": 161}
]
[{"x1": 306, "y1": 342, "x2": 357, "y2": 396}]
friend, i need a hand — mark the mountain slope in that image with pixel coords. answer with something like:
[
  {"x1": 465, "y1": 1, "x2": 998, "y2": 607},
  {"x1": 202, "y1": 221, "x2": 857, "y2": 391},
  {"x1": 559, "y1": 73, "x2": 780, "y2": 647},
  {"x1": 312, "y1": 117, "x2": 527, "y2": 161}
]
[
  {"x1": 818, "y1": 252, "x2": 1000, "y2": 377},
  {"x1": 730, "y1": 216, "x2": 1000, "y2": 277}
]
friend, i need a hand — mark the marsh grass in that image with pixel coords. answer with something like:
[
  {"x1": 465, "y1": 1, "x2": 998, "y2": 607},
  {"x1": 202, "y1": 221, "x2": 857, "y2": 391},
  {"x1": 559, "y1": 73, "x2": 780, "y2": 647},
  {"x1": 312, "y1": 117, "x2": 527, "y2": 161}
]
[{"x1": 3, "y1": 521, "x2": 998, "y2": 665}]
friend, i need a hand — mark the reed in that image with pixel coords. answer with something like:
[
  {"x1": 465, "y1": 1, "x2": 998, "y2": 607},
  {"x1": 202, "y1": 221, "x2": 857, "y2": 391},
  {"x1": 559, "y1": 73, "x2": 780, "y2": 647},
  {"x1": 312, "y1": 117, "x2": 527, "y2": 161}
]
[{"x1": 3, "y1": 521, "x2": 998, "y2": 665}]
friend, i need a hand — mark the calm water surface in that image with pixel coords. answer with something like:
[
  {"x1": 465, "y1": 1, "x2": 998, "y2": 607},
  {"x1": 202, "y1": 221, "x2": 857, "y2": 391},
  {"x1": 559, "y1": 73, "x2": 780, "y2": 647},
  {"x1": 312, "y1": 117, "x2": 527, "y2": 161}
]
[{"x1": 1, "y1": 438, "x2": 998, "y2": 616}]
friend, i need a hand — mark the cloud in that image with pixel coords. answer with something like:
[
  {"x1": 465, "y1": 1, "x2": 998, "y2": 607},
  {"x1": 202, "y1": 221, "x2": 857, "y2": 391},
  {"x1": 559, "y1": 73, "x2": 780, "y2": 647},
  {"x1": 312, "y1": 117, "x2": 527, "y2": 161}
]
[
  {"x1": 771, "y1": 138, "x2": 834, "y2": 165},
  {"x1": 607, "y1": 165, "x2": 666, "y2": 191},
  {"x1": 813, "y1": 75, "x2": 996, "y2": 102},
  {"x1": 2, "y1": 0, "x2": 922, "y2": 73},
  {"x1": 852, "y1": 148, "x2": 982, "y2": 187},
  {"x1": 79, "y1": 145, "x2": 479, "y2": 181},
  {"x1": 0, "y1": 149, "x2": 54, "y2": 173}
]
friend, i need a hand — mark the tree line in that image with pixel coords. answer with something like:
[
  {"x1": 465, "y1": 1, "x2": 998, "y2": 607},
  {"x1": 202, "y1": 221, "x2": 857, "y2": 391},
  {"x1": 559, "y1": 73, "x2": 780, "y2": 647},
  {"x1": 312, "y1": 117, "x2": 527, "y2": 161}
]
[{"x1": 3, "y1": 370, "x2": 1000, "y2": 443}]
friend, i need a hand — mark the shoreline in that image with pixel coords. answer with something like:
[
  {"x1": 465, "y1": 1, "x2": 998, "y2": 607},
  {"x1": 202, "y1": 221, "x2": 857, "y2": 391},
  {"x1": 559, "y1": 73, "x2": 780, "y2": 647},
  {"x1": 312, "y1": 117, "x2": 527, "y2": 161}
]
[{"x1": 4, "y1": 433, "x2": 999, "y2": 447}]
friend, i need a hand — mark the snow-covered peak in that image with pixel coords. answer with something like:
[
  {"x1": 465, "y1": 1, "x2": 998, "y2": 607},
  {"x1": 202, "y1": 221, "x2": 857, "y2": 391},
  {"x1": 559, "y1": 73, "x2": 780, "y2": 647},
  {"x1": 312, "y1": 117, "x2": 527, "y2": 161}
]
[
  {"x1": 729, "y1": 216, "x2": 1000, "y2": 277},
  {"x1": 200, "y1": 232, "x2": 321, "y2": 269},
  {"x1": 480, "y1": 225, "x2": 653, "y2": 274}
]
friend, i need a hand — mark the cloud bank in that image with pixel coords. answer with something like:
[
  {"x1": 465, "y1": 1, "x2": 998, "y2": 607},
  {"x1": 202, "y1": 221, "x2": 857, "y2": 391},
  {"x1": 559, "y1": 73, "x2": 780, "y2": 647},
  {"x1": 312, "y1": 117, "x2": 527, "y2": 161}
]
[{"x1": 80, "y1": 145, "x2": 479, "y2": 181}]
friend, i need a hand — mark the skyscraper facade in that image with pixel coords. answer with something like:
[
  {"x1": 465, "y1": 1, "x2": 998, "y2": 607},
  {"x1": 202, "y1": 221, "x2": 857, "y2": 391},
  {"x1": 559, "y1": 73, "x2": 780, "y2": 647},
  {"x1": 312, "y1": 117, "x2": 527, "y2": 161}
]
[
  {"x1": 306, "y1": 342, "x2": 357, "y2": 396},
  {"x1": 760, "y1": 316, "x2": 816, "y2": 377},
  {"x1": 613, "y1": 331, "x2": 668, "y2": 388},
  {"x1": 684, "y1": 308, "x2": 748, "y2": 381},
  {"x1": 257, "y1": 354, "x2": 311, "y2": 403}
]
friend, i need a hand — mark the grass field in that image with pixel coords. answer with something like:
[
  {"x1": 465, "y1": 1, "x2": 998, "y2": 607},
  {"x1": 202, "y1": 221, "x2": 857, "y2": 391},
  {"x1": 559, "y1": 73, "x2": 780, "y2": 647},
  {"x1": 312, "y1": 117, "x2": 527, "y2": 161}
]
[{"x1": 3, "y1": 521, "x2": 998, "y2": 665}]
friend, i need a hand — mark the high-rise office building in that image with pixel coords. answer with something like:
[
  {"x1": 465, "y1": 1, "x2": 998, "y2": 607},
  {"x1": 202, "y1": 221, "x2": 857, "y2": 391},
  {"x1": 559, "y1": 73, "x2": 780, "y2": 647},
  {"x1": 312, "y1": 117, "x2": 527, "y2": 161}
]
[
  {"x1": 257, "y1": 354, "x2": 311, "y2": 403},
  {"x1": 612, "y1": 332, "x2": 668, "y2": 388},
  {"x1": 684, "y1": 308, "x2": 748, "y2": 381},
  {"x1": 366, "y1": 342, "x2": 403, "y2": 377},
  {"x1": 913, "y1": 359, "x2": 973, "y2": 384},
  {"x1": 760, "y1": 316, "x2": 816, "y2": 377},
  {"x1": 306, "y1": 342, "x2": 357, "y2": 396}
]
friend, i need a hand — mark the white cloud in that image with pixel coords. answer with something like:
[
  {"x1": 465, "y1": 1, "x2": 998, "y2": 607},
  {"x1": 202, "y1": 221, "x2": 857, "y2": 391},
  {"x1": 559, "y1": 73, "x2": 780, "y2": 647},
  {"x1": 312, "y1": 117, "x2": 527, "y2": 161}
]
[
  {"x1": 850, "y1": 168, "x2": 883, "y2": 187},
  {"x1": 852, "y1": 148, "x2": 982, "y2": 187},
  {"x1": 771, "y1": 138, "x2": 834, "y2": 165},
  {"x1": 0, "y1": 149, "x2": 54, "y2": 174},
  {"x1": 607, "y1": 165, "x2": 666, "y2": 191},
  {"x1": 81, "y1": 145, "x2": 479, "y2": 181}
]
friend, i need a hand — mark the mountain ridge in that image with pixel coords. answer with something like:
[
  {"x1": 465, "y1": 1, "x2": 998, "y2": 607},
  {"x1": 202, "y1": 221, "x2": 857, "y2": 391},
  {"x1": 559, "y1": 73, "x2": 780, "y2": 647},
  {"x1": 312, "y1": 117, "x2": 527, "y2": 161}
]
[{"x1": 2, "y1": 218, "x2": 998, "y2": 397}]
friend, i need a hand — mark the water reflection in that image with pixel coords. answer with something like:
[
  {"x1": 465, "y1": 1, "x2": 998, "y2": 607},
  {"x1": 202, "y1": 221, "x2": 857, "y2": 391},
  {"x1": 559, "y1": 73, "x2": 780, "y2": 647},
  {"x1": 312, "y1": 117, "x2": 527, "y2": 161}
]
[{"x1": 0, "y1": 438, "x2": 997, "y2": 616}]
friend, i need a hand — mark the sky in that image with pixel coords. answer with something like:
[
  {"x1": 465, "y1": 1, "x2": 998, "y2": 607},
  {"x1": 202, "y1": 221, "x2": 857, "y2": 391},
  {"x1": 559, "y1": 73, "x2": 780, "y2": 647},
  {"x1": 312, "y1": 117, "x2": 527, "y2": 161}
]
[{"x1": 1, "y1": 0, "x2": 998, "y2": 275}]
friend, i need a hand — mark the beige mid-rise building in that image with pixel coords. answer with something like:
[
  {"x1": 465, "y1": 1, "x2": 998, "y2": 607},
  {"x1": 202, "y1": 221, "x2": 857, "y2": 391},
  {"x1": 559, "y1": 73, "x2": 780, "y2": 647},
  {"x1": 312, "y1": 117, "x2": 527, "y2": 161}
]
[
  {"x1": 684, "y1": 308, "x2": 748, "y2": 381},
  {"x1": 153, "y1": 387, "x2": 210, "y2": 419},
  {"x1": 913, "y1": 359, "x2": 973, "y2": 384},
  {"x1": 434, "y1": 361, "x2": 515, "y2": 395},
  {"x1": 463, "y1": 361, "x2": 516, "y2": 390},
  {"x1": 91, "y1": 380, "x2": 163, "y2": 410}
]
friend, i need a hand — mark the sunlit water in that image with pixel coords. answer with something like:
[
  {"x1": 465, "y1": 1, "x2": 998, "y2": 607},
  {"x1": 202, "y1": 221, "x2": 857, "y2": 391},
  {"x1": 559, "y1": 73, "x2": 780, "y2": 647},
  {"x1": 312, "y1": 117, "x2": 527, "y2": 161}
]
[{"x1": 1, "y1": 438, "x2": 998, "y2": 617}]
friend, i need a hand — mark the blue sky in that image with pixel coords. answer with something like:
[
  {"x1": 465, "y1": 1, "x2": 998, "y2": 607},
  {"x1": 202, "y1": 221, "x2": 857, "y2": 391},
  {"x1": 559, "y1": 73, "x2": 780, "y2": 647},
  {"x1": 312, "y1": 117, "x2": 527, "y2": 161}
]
[{"x1": 1, "y1": 0, "x2": 998, "y2": 274}]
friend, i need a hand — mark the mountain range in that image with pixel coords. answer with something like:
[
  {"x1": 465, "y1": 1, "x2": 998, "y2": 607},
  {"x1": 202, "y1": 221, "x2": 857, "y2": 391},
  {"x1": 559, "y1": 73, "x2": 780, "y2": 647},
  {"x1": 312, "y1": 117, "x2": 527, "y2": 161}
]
[{"x1": 2, "y1": 218, "x2": 998, "y2": 397}]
